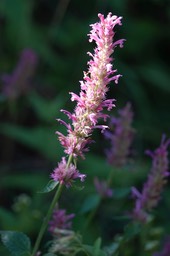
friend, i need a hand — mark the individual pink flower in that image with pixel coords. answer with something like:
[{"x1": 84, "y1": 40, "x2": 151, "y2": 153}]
[
  {"x1": 56, "y1": 13, "x2": 125, "y2": 159},
  {"x1": 105, "y1": 102, "x2": 134, "y2": 167},
  {"x1": 2, "y1": 48, "x2": 38, "y2": 99},
  {"x1": 48, "y1": 206, "x2": 75, "y2": 237},
  {"x1": 132, "y1": 135, "x2": 170, "y2": 222},
  {"x1": 51, "y1": 157, "x2": 86, "y2": 187}
]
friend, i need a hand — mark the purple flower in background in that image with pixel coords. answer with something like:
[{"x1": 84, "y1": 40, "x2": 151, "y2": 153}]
[
  {"x1": 105, "y1": 102, "x2": 134, "y2": 167},
  {"x1": 153, "y1": 237, "x2": 170, "y2": 256},
  {"x1": 56, "y1": 13, "x2": 125, "y2": 159},
  {"x1": 94, "y1": 177, "x2": 113, "y2": 198},
  {"x1": 48, "y1": 206, "x2": 75, "y2": 237},
  {"x1": 132, "y1": 135, "x2": 170, "y2": 222},
  {"x1": 51, "y1": 157, "x2": 86, "y2": 187},
  {"x1": 2, "y1": 48, "x2": 38, "y2": 99}
]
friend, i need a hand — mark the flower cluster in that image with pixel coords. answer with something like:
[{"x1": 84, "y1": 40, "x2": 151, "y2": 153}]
[
  {"x1": 56, "y1": 13, "x2": 125, "y2": 159},
  {"x1": 132, "y1": 135, "x2": 170, "y2": 222},
  {"x1": 2, "y1": 48, "x2": 38, "y2": 99},
  {"x1": 48, "y1": 232, "x2": 81, "y2": 255},
  {"x1": 105, "y1": 102, "x2": 134, "y2": 167},
  {"x1": 48, "y1": 207, "x2": 78, "y2": 255},
  {"x1": 48, "y1": 206, "x2": 75, "y2": 236},
  {"x1": 51, "y1": 157, "x2": 86, "y2": 188}
]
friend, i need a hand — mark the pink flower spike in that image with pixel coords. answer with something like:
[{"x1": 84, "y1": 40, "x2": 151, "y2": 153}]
[{"x1": 56, "y1": 13, "x2": 125, "y2": 158}]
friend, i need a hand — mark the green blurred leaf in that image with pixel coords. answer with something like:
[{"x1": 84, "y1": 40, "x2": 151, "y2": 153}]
[
  {"x1": 0, "y1": 0, "x2": 60, "y2": 68},
  {"x1": 0, "y1": 124, "x2": 62, "y2": 161},
  {"x1": 80, "y1": 194, "x2": 100, "y2": 214},
  {"x1": 124, "y1": 222, "x2": 141, "y2": 241},
  {"x1": 145, "y1": 240, "x2": 159, "y2": 251},
  {"x1": 93, "y1": 237, "x2": 102, "y2": 256},
  {"x1": 140, "y1": 65, "x2": 170, "y2": 92},
  {"x1": 113, "y1": 187, "x2": 131, "y2": 199},
  {"x1": 38, "y1": 180, "x2": 59, "y2": 193},
  {"x1": 119, "y1": 61, "x2": 152, "y2": 122},
  {"x1": 0, "y1": 231, "x2": 31, "y2": 256},
  {"x1": 28, "y1": 93, "x2": 66, "y2": 123},
  {"x1": 80, "y1": 154, "x2": 111, "y2": 178},
  {"x1": 50, "y1": 16, "x2": 87, "y2": 48},
  {"x1": 0, "y1": 0, "x2": 33, "y2": 47},
  {"x1": 104, "y1": 240, "x2": 122, "y2": 256},
  {"x1": 82, "y1": 154, "x2": 149, "y2": 187},
  {"x1": 83, "y1": 240, "x2": 106, "y2": 256},
  {"x1": 0, "y1": 174, "x2": 47, "y2": 192},
  {"x1": 0, "y1": 208, "x2": 17, "y2": 229}
]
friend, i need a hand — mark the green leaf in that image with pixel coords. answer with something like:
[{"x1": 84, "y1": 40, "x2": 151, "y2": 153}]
[
  {"x1": 83, "y1": 240, "x2": 106, "y2": 256},
  {"x1": 113, "y1": 187, "x2": 131, "y2": 199},
  {"x1": 0, "y1": 0, "x2": 33, "y2": 49},
  {"x1": 0, "y1": 231, "x2": 31, "y2": 256},
  {"x1": 38, "y1": 180, "x2": 59, "y2": 193},
  {"x1": 124, "y1": 222, "x2": 141, "y2": 241},
  {"x1": 104, "y1": 241, "x2": 121, "y2": 255},
  {"x1": 104, "y1": 235, "x2": 123, "y2": 255},
  {"x1": 119, "y1": 62, "x2": 152, "y2": 122},
  {"x1": 140, "y1": 65, "x2": 170, "y2": 92},
  {"x1": 80, "y1": 194, "x2": 100, "y2": 214},
  {"x1": 0, "y1": 208, "x2": 17, "y2": 229},
  {"x1": 80, "y1": 154, "x2": 111, "y2": 178},
  {"x1": 28, "y1": 93, "x2": 66, "y2": 123},
  {"x1": 93, "y1": 237, "x2": 102, "y2": 256},
  {"x1": 0, "y1": 124, "x2": 62, "y2": 161},
  {"x1": 1, "y1": 174, "x2": 47, "y2": 192}
]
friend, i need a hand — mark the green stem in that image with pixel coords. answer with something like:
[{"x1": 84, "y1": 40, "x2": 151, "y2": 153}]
[
  {"x1": 66, "y1": 154, "x2": 73, "y2": 168},
  {"x1": 31, "y1": 155, "x2": 73, "y2": 255},
  {"x1": 31, "y1": 183, "x2": 64, "y2": 256}
]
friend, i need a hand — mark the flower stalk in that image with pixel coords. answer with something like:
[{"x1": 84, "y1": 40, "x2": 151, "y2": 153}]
[
  {"x1": 56, "y1": 13, "x2": 125, "y2": 160},
  {"x1": 32, "y1": 12, "x2": 124, "y2": 254},
  {"x1": 31, "y1": 183, "x2": 64, "y2": 256}
]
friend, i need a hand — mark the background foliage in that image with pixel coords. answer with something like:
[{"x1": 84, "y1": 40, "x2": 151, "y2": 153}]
[{"x1": 0, "y1": 0, "x2": 170, "y2": 255}]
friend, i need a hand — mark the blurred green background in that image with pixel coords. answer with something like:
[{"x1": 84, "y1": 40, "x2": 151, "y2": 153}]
[{"x1": 0, "y1": 0, "x2": 170, "y2": 255}]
